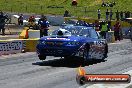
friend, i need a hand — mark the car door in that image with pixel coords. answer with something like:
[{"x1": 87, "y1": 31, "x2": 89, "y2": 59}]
[{"x1": 89, "y1": 29, "x2": 105, "y2": 59}]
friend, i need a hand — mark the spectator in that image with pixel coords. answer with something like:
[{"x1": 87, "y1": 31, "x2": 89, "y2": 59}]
[
  {"x1": 106, "y1": 9, "x2": 109, "y2": 20},
  {"x1": 107, "y1": 21, "x2": 111, "y2": 31},
  {"x1": 120, "y1": 11, "x2": 123, "y2": 20},
  {"x1": 38, "y1": 16, "x2": 49, "y2": 37},
  {"x1": 101, "y1": 0, "x2": 105, "y2": 7},
  {"x1": 115, "y1": 10, "x2": 119, "y2": 21},
  {"x1": 109, "y1": 9, "x2": 113, "y2": 20},
  {"x1": 127, "y1": 11, "x2": 130, "y2": 18},
  {"x1": 28, "y1": 15, "x2": 36, "y2": 28},
  {"x1": 97, "y1": 9, "x2": 101, "y2": 20},
  {"x1": 18, "y1": 14, "x2": 23, "y2": 25},
  {"x1": 94, "y1": 20, "x2": 100, "y2": 31},
  {"x1": 124, "y1": 11, "x2": 127, "y2": 19},
  {"x1": 38, "y1": 15, "x2": 45, "y2": 22},
  {"x1": 64, "y1": 10, "x2": 69, "y2": 17},
  {"x1": 0, "y1": 11, "x2": 9, "y2": 35},
  {"x1": 83, "y1": 21, "x2": 89, "y2": 27},
  {"x1": 72, "y1": 0, "x2": 77, "y2": 6},
  {"x1": 100, "y1": 21, "x2": 108, "y2": 39},
  {"x1": 28, "y1": 15, "x2": 35, "y2": 22},
  {"x1": 114, "y1": 21, "x2": 121, "y2": 41}
]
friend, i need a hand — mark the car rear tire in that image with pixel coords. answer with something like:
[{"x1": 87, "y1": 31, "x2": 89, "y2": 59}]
[{"x1": 38, "y1": 55, "x2": 46, "y2": 60}]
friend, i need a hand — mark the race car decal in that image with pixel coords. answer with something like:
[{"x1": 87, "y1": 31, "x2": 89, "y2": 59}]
[
  {"x1": 94, "y1": 41, "x2": 105, "y2": 46},
  {"x1": 89, "y1": 43, "x2": 105, "y2": 59},
  {"x1": 77, "y1": 43, "x2": 105, "y2": 59},
  {"x1": 47, "y1": 38, "x2": 70, "y2": 40}
]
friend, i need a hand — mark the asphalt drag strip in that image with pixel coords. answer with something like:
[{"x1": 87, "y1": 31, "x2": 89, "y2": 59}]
[{"x1": 0, "y1": 39, "x2": 132, "y2": 88}]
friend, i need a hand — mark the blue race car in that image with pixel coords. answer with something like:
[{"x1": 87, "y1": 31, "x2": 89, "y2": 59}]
[{"x1": 36, "y1": 26, "x2": 108, "y2": 61}]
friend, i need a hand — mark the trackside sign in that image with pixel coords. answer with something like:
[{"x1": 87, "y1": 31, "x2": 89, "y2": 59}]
[{"x1": 0, "y1": 40, "x2": 23, "y2": 55}]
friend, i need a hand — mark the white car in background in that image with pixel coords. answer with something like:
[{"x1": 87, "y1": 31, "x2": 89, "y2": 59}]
[
  {"x1": 23, "y1": 17, "x2": 40, "y2": 26},
  {"x1": 12, "y1": 15, "x2": 40, "y2": 26}
]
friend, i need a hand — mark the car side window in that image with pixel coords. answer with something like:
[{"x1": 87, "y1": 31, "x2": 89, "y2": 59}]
[{"x1": 90, "y1": 29, "x2": 98, "y2": 39}]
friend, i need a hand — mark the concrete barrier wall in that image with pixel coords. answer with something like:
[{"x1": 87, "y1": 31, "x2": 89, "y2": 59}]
[
  {"x1": 14, "y1": 38, "x2": 39, "y2": 52},
  {"x1": 106, "y1": 31, "x2": 115, "y2": 43},
  {"x1": 0, "y1": 40, "x2": 23, "y2": 55},
  {"x1": 19, "y1": 28, "x2": 40, "y2": 39},
  {"x1": 0, "y1": 38, "x2": 39, "y2": 56},
  {"x1": 121, "y1": 27, "x2": 131, "y2": 38},
  {"x1": 28, "y1": 30, "x2": 40, "y2": 38},
  {"x1": 23, "y1": 38, "x2": 39, "y2": 52}
]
